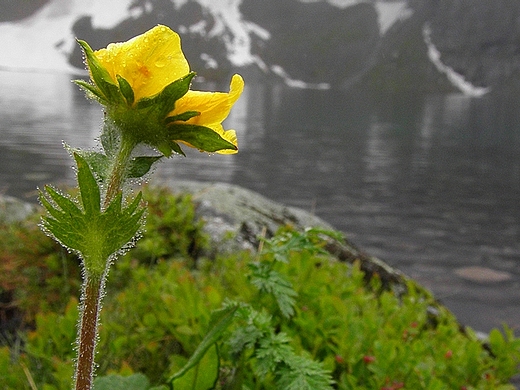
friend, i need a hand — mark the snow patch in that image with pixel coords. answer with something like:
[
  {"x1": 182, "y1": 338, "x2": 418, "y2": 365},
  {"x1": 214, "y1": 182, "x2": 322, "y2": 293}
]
[{"x1": 423, "y1": 23, "x2": 490, "y2": 97}]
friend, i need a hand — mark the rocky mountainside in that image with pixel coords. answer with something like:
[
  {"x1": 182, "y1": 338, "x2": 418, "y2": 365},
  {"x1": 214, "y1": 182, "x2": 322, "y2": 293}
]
[{"x1": 2, "y1": 0, "x2": 520, "y2": 92}]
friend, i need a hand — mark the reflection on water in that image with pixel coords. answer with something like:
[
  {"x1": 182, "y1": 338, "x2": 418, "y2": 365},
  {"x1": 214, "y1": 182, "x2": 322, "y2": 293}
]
[
  {"x1": 1, "y1": 70, "x2": 520, "y2": 331},
  {"x1": 0, "y1": 71, "x2": 102, "y2": 197}
]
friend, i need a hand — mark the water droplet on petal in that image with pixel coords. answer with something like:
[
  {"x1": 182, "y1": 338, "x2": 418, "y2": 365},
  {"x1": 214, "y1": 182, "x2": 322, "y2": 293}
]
[{"x1": 155, "y1": 58, "x2": 166, "y2": 68}]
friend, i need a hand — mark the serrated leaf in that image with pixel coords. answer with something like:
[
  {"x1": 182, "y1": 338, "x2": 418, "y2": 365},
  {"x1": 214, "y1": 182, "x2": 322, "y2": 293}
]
[
  {"x1": 167, "y1": 124, "x2": 237, "y2": 153},
  {"x1": 39, "y1": 183, "x2": 144, "y2": 276},
  {"x1": 126, "y1": 156, "x2": 162, "y2": 178},
  {"x1": 42, "y1": 185, "x2": 82, "y2": 219},
  {"x1": 255, "y1": 332, "x2": 293, "y2": 378},
  {"x1": 171, "y1": 344, "x2": 219, "y2": 390}
]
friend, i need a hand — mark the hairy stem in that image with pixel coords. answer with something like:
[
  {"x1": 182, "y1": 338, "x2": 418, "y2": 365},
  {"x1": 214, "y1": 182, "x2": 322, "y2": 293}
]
[
  {"x1": 103, "y1": 133, "x2": 136, "y2": 209},
  {"x1": 74, "y1": 274, "x2": 104, "y2": 390},
  {"x1": 74, "y1": 132, "x2": 137, "y2": 389}
]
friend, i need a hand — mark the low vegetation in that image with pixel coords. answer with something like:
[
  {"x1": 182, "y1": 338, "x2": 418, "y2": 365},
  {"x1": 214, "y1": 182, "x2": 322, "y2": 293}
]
[{"x1": 1, "y1": 187, "x2": 519, "y2": 389}]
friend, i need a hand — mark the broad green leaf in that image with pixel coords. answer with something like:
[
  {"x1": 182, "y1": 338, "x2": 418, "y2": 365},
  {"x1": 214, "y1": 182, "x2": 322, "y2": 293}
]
[
  {"x1": 169, "y1": 304, "x2": 238, "y2": 383},
  {"x1": 93, "y1": 373, "x2": 150, "y2": 390},
  {"x1": 167, "y1": 124, "x2": 237, "y2": 153},
  {"x1": 171, "y1": 344, "x2": 219, "y2": 390}
]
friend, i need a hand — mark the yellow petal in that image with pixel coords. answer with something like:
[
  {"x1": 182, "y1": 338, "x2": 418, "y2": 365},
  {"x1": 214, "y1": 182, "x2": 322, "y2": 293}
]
[
  {"x1": 93, "y1": 25, "x2": 190, "y2": 102},
  {"x1": 171, "y1": 74, "x2": 244, "y2": 126}
]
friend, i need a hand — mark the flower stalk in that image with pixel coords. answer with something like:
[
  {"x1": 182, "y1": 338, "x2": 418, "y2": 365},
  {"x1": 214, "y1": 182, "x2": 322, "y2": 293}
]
[{"x1": 103, "y1": 133, "x2": 136, "y2": 209}]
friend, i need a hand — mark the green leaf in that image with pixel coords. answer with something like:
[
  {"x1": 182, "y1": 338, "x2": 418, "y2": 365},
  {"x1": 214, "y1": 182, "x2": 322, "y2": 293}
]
[
  {"x1": 74, "y1": 152, "x2": 101, "y2": 215},
  {"x1": 93, "y1": 373, "x2": 150, "y2": 390},
  {"x1": 100, "y1": 120, "x2": 122, "y2": 158},
  {"x1": 249, "y1": 262, "x2": 297, "y2": 318},
  {"x1": 117, "y1": 75, "x2": 135, "y2": 106},
  {"x1": 39, "y1": 175, "x2": 145, "y2": 277},
  {"x1": 276, "y1": 354, "x2": 334, "y2": 390},
  {"x1": 171, "y1": 344, "x2": 219, "y2": 390},
  {"x1": 167, "y1": 124, "x2": 237, "y2": 153},
  {"x1": 67, "y1": 147, "x2": 110, "y2": 182},
  {"x1": 168, "y1": 304, "x2": 238, "y2": 383},
  {"x1": 43, "y1": 185, "x2": 82, "y2": 219},
  {"x1": 126, "y1": 156, "x2": 162, "y2": 179}
]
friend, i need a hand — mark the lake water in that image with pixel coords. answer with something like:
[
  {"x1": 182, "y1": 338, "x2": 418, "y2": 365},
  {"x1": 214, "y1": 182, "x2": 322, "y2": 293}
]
[{"x1": 1, "y1": 69, "x2": 520, "y2": 332}]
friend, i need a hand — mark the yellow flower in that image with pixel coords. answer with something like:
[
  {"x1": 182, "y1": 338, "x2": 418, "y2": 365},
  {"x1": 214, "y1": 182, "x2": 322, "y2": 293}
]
[
  {"x1": 78, "y1": 25, "x2": 244, "y2": 155},
  {"x1": 93, "y1": 25, "x2": 190, "y2": 103}
]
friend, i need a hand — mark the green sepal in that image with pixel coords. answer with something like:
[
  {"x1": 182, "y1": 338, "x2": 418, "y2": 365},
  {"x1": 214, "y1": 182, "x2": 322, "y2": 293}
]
[
  {"x1": 77, "y1": 39, "x2": 124, "y2": 105},
  {"x1": 135, "y1": 72, "x2": 195, "y2": 116},
  {"x1": 74, "y1": 79, "x2": 107, "y2": 104},
  {"x1": 164, "y1": 110, "x2": 200, "y2": 124},
  {"x1": 168, "y1": 124, "x2": 237, "y2": 153},
  {"x1": 169, "y1": 304, "x2": 238, "y2": 384},
  {"x1": 117, "y1": 75, "x2": 135, "y2": 106},
  {"x1": 157, "y1": 140, "x2": 185, "y2": 157},
  {"x1": 126, "y1": 156, "x2": 162, "y2": 178}
]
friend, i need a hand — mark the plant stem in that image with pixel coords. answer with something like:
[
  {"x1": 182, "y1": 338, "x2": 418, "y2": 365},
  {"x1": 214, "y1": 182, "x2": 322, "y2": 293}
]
[
  {"x1": 74, "y1": 131, "x2": 137, "y2": 389},
  {"x1": 74, "y1": 274, "x2": 104, "y2": 390},
  {"x1": 104, "y1": 133, "x2": 136, "y2": 209}
]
